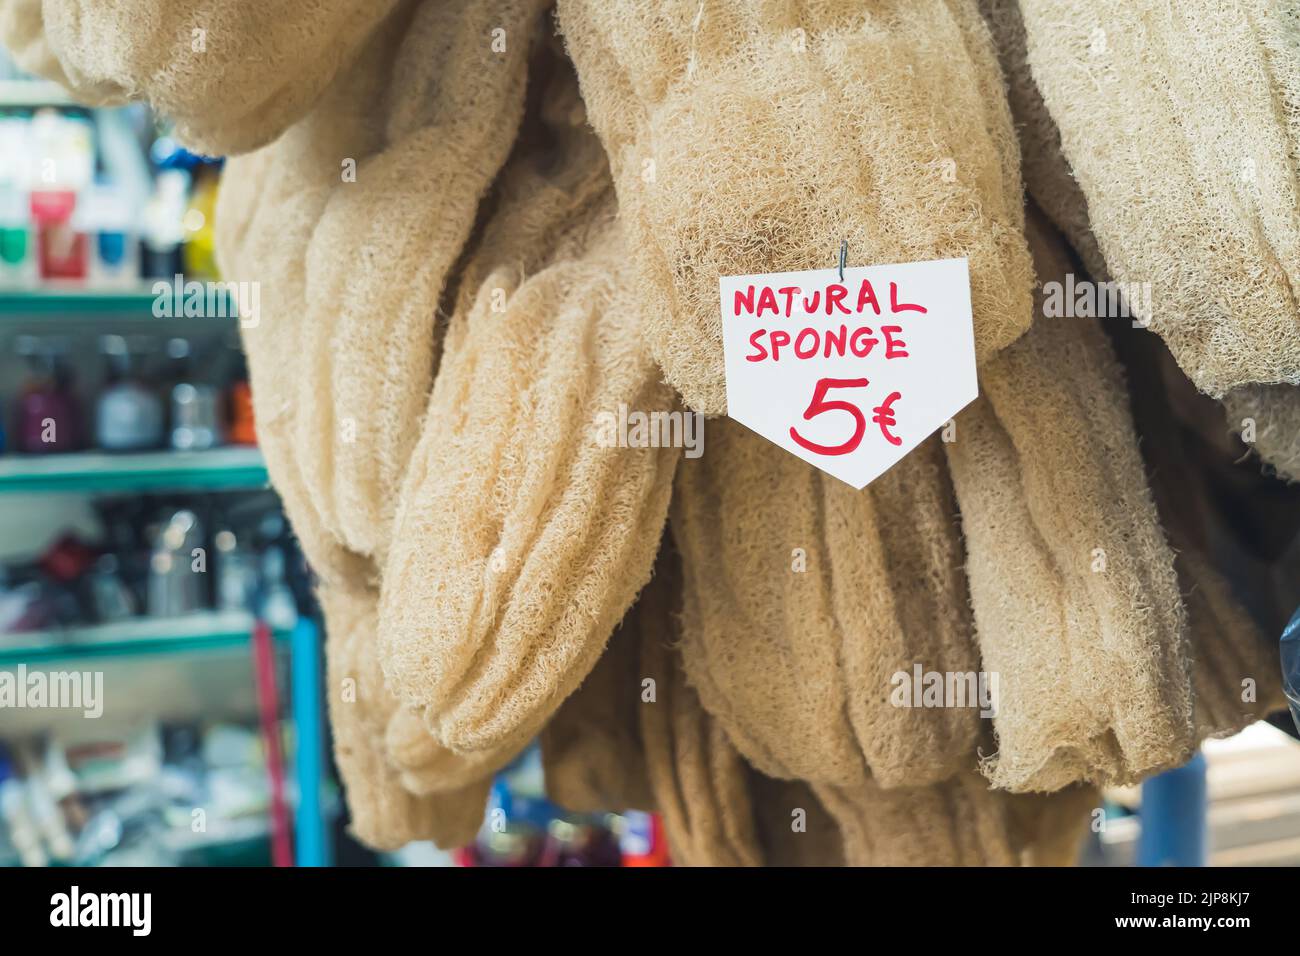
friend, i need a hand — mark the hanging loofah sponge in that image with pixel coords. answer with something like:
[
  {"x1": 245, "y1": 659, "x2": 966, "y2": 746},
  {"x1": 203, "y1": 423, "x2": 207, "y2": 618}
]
[
  {"x1": 376, "y1": 67, "x2": 681, "y2": 762},
  {"x1": 318, "y1": 586, "x2": 490, "y2": 851},
  {"x1": 0, "y1": 0, "x2": 402, "y2": 155},
  {"x1": 1115, "y1": 324, "x2": 1289, "y2": 740},
  {"x1": 541, "y1": 597, "x2": 657, "y2": 815},
  {"x1": 637, "y1": 563, "x2": 765, "y2": 867},
  {"x1": 1017, "y1": 0, "x2": 1300, "y2": 398},
  {"x1": 1223, "y1": 384, "x2": 1300, "y2": 483},
  {"x1": 672, "y1": 419, "x2": 981, "y2": 790},
  {"x1": 811, "y1": 774, "x2": 1097, "y2": 866},
  {"x1": 214, "y1": 0, "x2": 546, "y2": 588},
  {"x1": 946, "y1": 212, "x2": 1194, "y2": 792},
  {"x1": 747, "y1": 771, "x2": 845, "y2": 867},
  {"x1": 557, "y1": 0, "x2": 1034, "y2": 415}
]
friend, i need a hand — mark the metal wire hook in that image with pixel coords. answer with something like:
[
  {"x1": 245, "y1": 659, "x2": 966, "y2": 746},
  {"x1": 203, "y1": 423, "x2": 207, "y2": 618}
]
[{"x1": 838, "y1": 239, "x2": 848, "y2": 282}]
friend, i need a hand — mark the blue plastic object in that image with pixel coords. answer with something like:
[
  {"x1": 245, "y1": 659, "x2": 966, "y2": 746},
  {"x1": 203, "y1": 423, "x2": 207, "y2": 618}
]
[
  {"x1": 291, "y1": 617, "x2": 328, "y2": 867},
  {"x1": 1282, "y1": 603, "x2": 1300, "y2": 734},
  {"x1": 1136, "y1": 751, "x2": 1208, "y2": 867}
]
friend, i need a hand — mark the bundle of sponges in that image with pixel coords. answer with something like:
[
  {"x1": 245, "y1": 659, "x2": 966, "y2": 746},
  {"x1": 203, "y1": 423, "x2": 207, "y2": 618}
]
[
  {"x1": 557, "y1": 0, "x2": 1034, "y2": 414},
  {"x1": 945, "y1": 210, "x2": 1196, "y2": 792},
  {"x1": 981, "y1": 0, "x2": 1291, "y2": 734},
  {"x1": 0, "y1": 0, "x2": 400, "y2": 154},
  {"x1": 8, "y1": 0, "x2": 1293, "y2": 867},
  {"x1": 1013, "y1": 0, "x2": 1300, "y2": 398},
  {"x1": 983, "y1": 0, "x2": 1300, "y2": 478},
  {"x1": 547, "y1": 546, "x2": 1097, "y2": 866}
]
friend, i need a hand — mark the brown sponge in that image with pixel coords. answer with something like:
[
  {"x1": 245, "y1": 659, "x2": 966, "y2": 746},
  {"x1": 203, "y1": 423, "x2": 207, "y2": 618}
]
[
  {"x1": 638, "y1": 570, "x2": 764, "y2": 867},
  {"x1": 1017, "y1": 0, "x2": 1300, "y2": 398},
  {"x1": 318, "y1": 586, "x2": 490, "y2": 851},
  {"x1": 557, "y1": 0, "x2": 1034, "y2": 415},
  {"x1": 945, "y1": 214, "x2": 1194, "y2": 792},
  {"x1": 541, "y1": 599, "x2": 656, "y2": 815},
  {"x1": 748, "y1": 771, "x2": 845, "y2": 867},
  {"x1": 978, "y1": 0, "x2": 1106, "y2": 279},
  {"x1": 215, "y1": 0, "x2": 545, "y2": 586},
  {"x1": 376, "y1": 74, "x2": 680, "y2": 762},
  {"x1": 1223, "y1": 385, "x2": 1300, "y2": 483},
  {"x1": 0, "y1": 0, "x2": 401, "y2": 155},
  {"x1": 672, "y1": 418, "x2": 980, "y2": 790},
  {"x1": 812, "y1": 775, "x2": 1096, "y2": 866},
  {"x1": 1115, "y1": 326, "x2": 1289, "y2": 740}
]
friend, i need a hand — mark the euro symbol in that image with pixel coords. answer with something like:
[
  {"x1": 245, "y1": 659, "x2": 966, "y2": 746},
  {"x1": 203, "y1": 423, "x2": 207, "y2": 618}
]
[{"x1": 872, "y1": 391, "x2": 902, "y2": 446}]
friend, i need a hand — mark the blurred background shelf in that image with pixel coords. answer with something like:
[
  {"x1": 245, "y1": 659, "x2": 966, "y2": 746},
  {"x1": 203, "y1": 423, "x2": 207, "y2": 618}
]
[
  {"x1": 0, "y1": 286, "x2": 239, "y2": 319},
  {"x1": 0, "y1": 609, "x2": 284, "y2": 664},
  {"x1": 0, "y1": 447, "x2": 267, "y2": 494}
]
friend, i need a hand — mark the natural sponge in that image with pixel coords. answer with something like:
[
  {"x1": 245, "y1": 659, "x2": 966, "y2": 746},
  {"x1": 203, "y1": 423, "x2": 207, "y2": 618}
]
[
  {"x1": 945, "y1": 215, "x2": 1194, "y2": 792},
  {"x1": 1017, "y1": 0, "x2": 1300, "y2": 397},
  {"x1": 376, "y1": 76, "x2": 680, "y2": 761},
  {"x1": 672, "y1": 418, "x2": 980, "y2": 790},
  {"x1": 541, "y1": 597, "x2": 656, "y2": 815},
  {"x1": 812, "y1": 774, "x2": 1097, "y2": 866},
  {"x1": 1223, "y1": 385, "x2": 1300, "y2": 483},
  {"x1": 0, "y1": 0, "x2": 401, "y2": 155},
  {"x1": 638, "y1": 567, "x2": 764, "y2": 867},
  {"x1": 978, "y1": 0, "x2": 1106, "y2": 279},
  {"x1": 748, "y1": 771, "x2": 845, "y2": 867},
  {"x1": 215, "y1": 0, "x2": 544, "y2": 584},
  {"x1": 557, "y1": 0, "x2": 1034, "y2": 415},
  {"x1": 318, "y1": 586, "x2": 490, "y2": 851}
]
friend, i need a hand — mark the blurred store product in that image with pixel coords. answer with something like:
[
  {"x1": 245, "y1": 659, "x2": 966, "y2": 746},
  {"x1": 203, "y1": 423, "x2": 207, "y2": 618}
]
[
  {"x1": 95, "y1": 334, "x2": 164, "y2": 452},
  {"x1": 146, "y1": 508, "x2": 205, "y2": 617},
  {"x1": 13, "y1": 335, "x2": 81, "y2": 453}
]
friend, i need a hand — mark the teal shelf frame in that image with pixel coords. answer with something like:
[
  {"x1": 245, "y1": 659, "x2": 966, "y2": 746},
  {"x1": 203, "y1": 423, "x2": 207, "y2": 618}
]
[
  {"x1": 0, "y1": 287, "x2": 240, "y2": 319},
  {"x1": 0, "y1": 447, "x2": 268, "y2": 494},
  {"x1": 0, "y1": 612, "x2": 287, "y2": 665}
]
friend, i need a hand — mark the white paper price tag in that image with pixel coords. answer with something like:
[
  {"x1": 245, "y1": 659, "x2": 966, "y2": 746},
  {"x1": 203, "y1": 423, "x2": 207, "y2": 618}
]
[{"x1": 720, "y1": 257, "x2": 977, "y2": 489}]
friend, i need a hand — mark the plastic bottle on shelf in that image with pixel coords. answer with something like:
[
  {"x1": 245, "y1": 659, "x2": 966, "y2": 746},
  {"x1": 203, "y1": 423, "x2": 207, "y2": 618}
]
[
  {"x1": 181, "y1": 166, "x2": 218, "y2": 280},
  {"x1": 146, "y1": 508, "x2": 206, "y2": 617},
  {"x1": 0, "y1": 185, "x2": 32, "y2": 288},
  {"x1": 95, "y1": 334, "x2": 164, "y2": 452},
  {"x1": 258, "y1": 546, "x2": 299, "y2": 632},
  {"x1": 27, "y1": 109, "x2": 95, "y2": 282},
  {"x1": 166, "y1": 337, "x2": 221, "y2": 450},
  {"x1": 81, "y1": 180, "x2": 138, "y2": 288},
  {"x1": 14, "y1": 334, "x2": 81, "y2": 453},
  {"x1": 214, "y1": 529, "x2": 256, "y2": 612},
  {"x1": 139, "y1": 169, "x2": 188, "y2": 280}
]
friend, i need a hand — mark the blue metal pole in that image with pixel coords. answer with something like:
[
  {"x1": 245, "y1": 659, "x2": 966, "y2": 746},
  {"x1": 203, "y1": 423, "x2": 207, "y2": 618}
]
[
  {"x1": 291, "y1": 617, "x2": 328, "y2": 866},
  {"x1": 1136, "y1": 751, "x2": 1207, "y2": 866}
]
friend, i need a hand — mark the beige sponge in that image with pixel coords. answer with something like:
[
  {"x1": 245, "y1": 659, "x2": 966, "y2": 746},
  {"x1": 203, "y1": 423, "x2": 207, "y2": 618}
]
[
  {"x1": 748, "y1": 772, "x2": 845, "y2": 867},
  {"x1": 812, "y1": 775, "x2": 1096, "y2": 866},
  {"x1": 1223, "y1": 384, "x2": 1300, "y2": 483},
  {"x1": 946, "y1": 215, "x2": 1194, "y2": 792},
  {"x1": 672, "y1": 418, "x2": 980, "y2": 790},
  {"x1": 638, "y1": 570, "x2": 764, "y2": 867},
  {"x1": 376, "y1": 78, "x2": 680, "y2": 761},
  {"x1": 1017, "y1": 0, "x2": 1300, "y2": 397},
  {"x1": 0, "y1": 0, "x2": 401, "y2": 155},
  {"x1": 318, "y1": 586, "x2": 490, "y2": 851},
  {"x1": 214, "y1": 0, "x2": 544, "y2": 586},
  {"x1": 558, "y1": 0, "x2": 1034, "y2": 415},
  {"x1": 541, "y1": 596, "x2": 657, "y2": 815}
]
